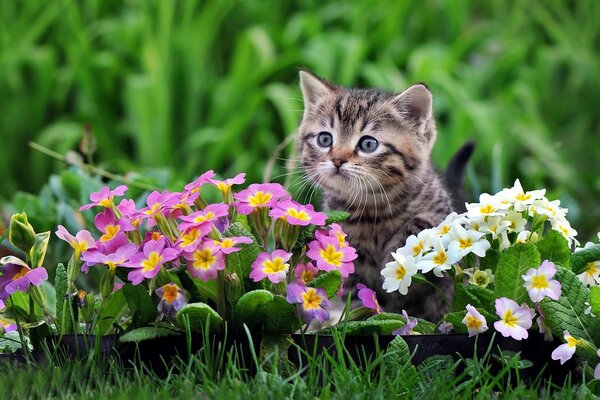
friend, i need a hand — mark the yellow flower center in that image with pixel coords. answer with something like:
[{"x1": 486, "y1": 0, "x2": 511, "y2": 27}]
[
  {"x1": 412, "y1": 241, "x2": 423, "y2": 256},
  {"x1": 432, "y1": 251, "x2": 447, "y2": 266},
  {"x1": 301, "y1": 269, "x2": 315, "y2": 284},
  {"x1": 439, "y1": 225, "x2": 450, "y2": 235},
  {"x1": 220, "y1": 238, "x2": 234, "y2": 248},
  {"x1": 194, "y1": 211, "x2": 215, "y2": 223},
  {"x1": 263, "y1": 257, "x2": 287, "y2": 274},
  {"x1": 337, "y1": 231, "x2": 347, "y2": 248},
  {"x1": 515, "y1": 193, "x2": 531, "y2": 201},
  {"x1": 144, "y1": 203, "x2": 161, "y2": 216},
  {"x1": 106, "y1": 261, "x2": 118, "y2": 271},
  {"x1": 531, "y1": 274, "x2": 549, "y2": 290},
  {"x1": 396, "y1": 265, "x2": 407, "y2": 280},
  {"x1": 12, "y1": 267, "x2": 29, "y2": 281},
  {"x1": 459, "y1": 238, "x2": 473, "y2": 249},
  {"x1": 72, "y1": 240, "x2": 89, "y2": 254},
  {"x1": 473, "y1": 271, "x2": 490, "y2": 287},
  {"x1": 248, "y1": 191, "x2": 272, "y2": 207},
  {"x1": 181, "y1": 229, "x2": 201, "y2": 247},
  {"x1": 161, "y1": 284, "x2": 179, "y2": 304},
  {"x1": 585, "y1": 262, "x2": 598, "y2": 277},
  {"x1": 100, "y1": 224, "x2": 121, "y2": 242},
  {"x1": 480, "y1": 204, "x2": 495, "y2": 214},
  {"x1": 502, "y1": 309, "x2": 519, "y2": 328},
  {"x1": 465, "y1": 315, "x2": 483, "y2": 330},
  {"x1": 286, "y1": 208, "x2": 310, "y2": 221},
  {"x1": 216, "y1": 182, "x2": 230, "y2": 194},
  {"x1": 98, "y1": 196, "x2": 114, "y2": 208},
  {"x1": 193, "y1": 248, "x2": 216, "y2": 270},
  {"x1": 141, "y1": 252, "x2": 163, "y2": 272},
  {"x1": 560, "y1": 226, "x2": 570, "y2": 236},
  {"x1": 151, "y1": 232, "x2": 162, "y2": 241},
  {"x1": 301, "y1": 288, "x2": 322, "y2": 310},
  {"x1": 566, "y1": 336, "x2": 578, "y2": 348},
  {"x1": 320, "y1": 245, "x2": 343, "y2": 267}
]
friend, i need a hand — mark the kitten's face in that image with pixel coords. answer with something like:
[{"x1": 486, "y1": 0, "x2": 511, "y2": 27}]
[{"x1": 297, "y1": 70, "x2": 437, "y2": 195}]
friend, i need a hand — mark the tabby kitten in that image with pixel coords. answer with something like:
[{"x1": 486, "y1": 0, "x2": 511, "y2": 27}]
[{"x1": 297, "y1": 70, "x2": 461, "y2": 320}]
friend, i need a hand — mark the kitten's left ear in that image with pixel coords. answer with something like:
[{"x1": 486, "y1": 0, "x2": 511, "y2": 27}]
[
  {"x1": 390, "y1": 84, "x2": 433, "y2": 130},
  {"x1": 299, "y1": 69, "x2": 335, "y2": 109}
]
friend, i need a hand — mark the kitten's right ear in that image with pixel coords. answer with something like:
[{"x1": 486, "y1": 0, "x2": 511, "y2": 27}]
[{"x1": 299, "y1": 70, "x2": 335, "y2": 108}]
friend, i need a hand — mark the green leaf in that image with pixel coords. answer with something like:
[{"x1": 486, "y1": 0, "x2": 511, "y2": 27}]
[
  {"x1": 480, "y1": 248, "x2": 501, "y2": 273},
  {"x1": 443, "y1": 311, "x2": 468, "y2": 334},
  {"x1": 259, "y1": 295, "x2": 301, "y2": 334},
  {"x1": 493, "y1": 243, "x2": 541, "y2": 304},
  {"x1": 414, "y1": 319, "x2": 437, "y2": 334},
  {"x1": 323, "y1": 210, "x2": 350, "y2": 224},
  {"x1": 324, "y1": 319, "x2": 404, "y2": 336},
  {"x1": 384, "y1": 336, "x2": 416, "y2": 379},
  {"x1": 0, "y1": 331, "x2": 25, "y2": 353},
  {"x1": 535, "y1": 230, "x2": 571, "y2": 269},
  {"x1": 175, "y1": 269, "x2": 207, "y2": 303},
  {"x1": 54, "y1": 263, "x2": 70, "y2": 334},
  {"x1": 29, "y1": 231, "x2": 50, "y2": 268},
  {"x1": 453, "y1": 283, "x2": 482, "y2": 311},
  {"x1": 96, "y1": 290, "x2": 127, "y2": 335},
  {"x1": 540, "y1": 267, "x2": 593, "y2": 346},
  {"x1": 234, "y1": 290, "x2": 274, "y2": 330},
  {"x1": 223, "y1": 222, "x2": 261, "y2": 278},
  {"x1": 122, "y1": 284, "x2": 157, "y2": 329},
  {"x1": 368, "y1": 312, "x2": 405, "y2": 321},
  {"x1": 309, "y1": 270, "x2": 342, "y2": 298},
  {"x1": 571, "y1": 244, "x2": 600, "y2": 274},
  {"x1": 176, "y1": 302, "x2": 224, "y2": 333},
  {"x1": 119, "y1": 326, "x2": 181, "y2": 343},
  {"x1": 590, "y1": 287, "x2": 600, "y2": 317},
  {"x1": 417, "y1": 355, "x2": 455, "y2": 382}
]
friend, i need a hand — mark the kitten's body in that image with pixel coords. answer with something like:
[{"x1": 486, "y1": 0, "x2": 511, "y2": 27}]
[{"x1": 297, "y1": 71, "x2": 466, "y2": 320}]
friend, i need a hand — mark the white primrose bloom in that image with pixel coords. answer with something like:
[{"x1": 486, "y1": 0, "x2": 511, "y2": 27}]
[
  {"x1": 529, "y1": 198, "x2": 567, "y2": 221},
  {"x1": 476, "y1": 216, "x2": 511, "y2": 239},
  {"x1": 516, "y1": 230, "x2": 539, "y2": 244},
  {"x1": 397, "y1": 229, "x2": 436, "y2": 260},
  {"x1": 434, "y1": 212, "x2": 462, "y2": 244},
  {"x1": 499, "y1": 231, "x2": 512, "y2": 250},
  {"x1": 502, "y1": 210, "x2": 527, "y2": 234},
  {"x1": 499, "y1": 179, "x2": 546, "y2": 212},
  {"x1": 551, "y1": 218, "x2": 579, "y2": 247},
  {"x1": 466, "y1": 193, "x2": 509, "y2": 220},
  {"x1": 447, "y1": 222, "x2": 491, "y2": 258},
  {"x1": 575, "y1": 242, "x2": 600, "y2": 286},
  {"x1": 419, "y1": 237, "x2": 461, "y2": 278},
  {"x1": 381, "y1": 252, "x2": 418, "y2": 295}
]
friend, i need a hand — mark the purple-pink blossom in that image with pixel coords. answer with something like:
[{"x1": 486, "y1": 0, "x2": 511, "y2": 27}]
[
  {"x1": 55, "y1": 225, "x2": 96, "y2": 255},
  {"x1": 551, "y1": 330, "x2": 578, "y2": 365},
  {"x1": 210, "y1": 173, "x2": 246, "y2": 195},
  {"x1": 81, "y1": 240, "x2": 138, "y2": 273},
  {"x1": 493, "y1": 298, "x2": 533, "y2": 340},
  {"x1": 182, "y1": 241, "x2": 225, "y2": 281},
  {"x1": 123, "y1": 238, "x2": 179, "y2": 285},
  {"x1": 286, "y1": 282, "x2": 330, "y2": 324},
  {"x1": 306, "y1": 236, "x2": 357, "y2": 278},
  {"x1": 212, "y1": 236, "x2": 253, "y2": 254},
  {"x1": 522, "y1": 260, "x2": 561, "y2": 302},
  {"x1": 178, "y1": 203, "x2": 229, "y2": 232},
  {"x1": 269, "y1": 200, "x2": 327, "y2": 226},
  {"x1": 392, "y1": 310, "x2": 418, "y2": 335},
  {"x1": 295, "y1": 262, "x2": 319, "y2": 285},
  {"x1": 357, "y1": 283, "x2": 382, "y2": 314},
  {"x1": 234, "y1": 183, "x2": 290, "y2": 215},
  {"x1": 315, "y1": 223, "x2": 349, "y2": 248},
  {"x1": 155, "y1": 283, "x2": 187, "y2": 318},
  {"x1": 249, "y1": 250, "x2": 292, "y2": 284},
  {"x1": 0, "y1": 318, "x2": 17, "y2": 334},
  {"x1": 175, "y1": 226, "x2": 212, "y2": 251},
  {"x1": 79, "y1": 185, "x2": 128, "y2": 211},
  {"x1": 94, "y1": 208, "x2": 135, "y2": 243},
  {"x1": 184, "y1": 170, "x2": 217, "y2": 194},
  {"x1": 462, "y1": 304, "x2": 488, "y2": 337},
  {"x1": 0, "y1": 257, "x2": 48, "y2": 299}
]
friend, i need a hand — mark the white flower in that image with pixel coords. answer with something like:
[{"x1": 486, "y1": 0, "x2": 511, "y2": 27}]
[
  {"x1": 499, "y1": 179, "x2": 546, "y2": 212},
  {"x1": 530, "y1": 198, "x2": 566, "y2": 221},
  {"x1": 462, "y1": 304, "x2": 488, "y2": 337},
  {"x1": 476, "y1": 216, "x2": 511, "y2": 239},
  {"x1": 551, "y1": 218, "x2": 579, "y2": 247},
  {"x1": 502, "y1": 210, "x2": 527, "y2": 234},
  {"x1": 466, "y1": 193, "x2": 509, "y2": 220},
  {"x1": 419, "y1": 238, "x2": 461, "y2": 278},
  {"x1": 584, "y1": 301, "x2": 597, "y2": 318},
  {"x1": 447, "y1": 222, "x2": 491, "y2": 258},
  {"x1": 382, "y1": 252, "x2": 418, "y2": 295},
  {"x1": 397, "y1": 229, "x2": 436, "y2": 260},
  {"x1": 575, "y1": 242, "x2": 600, "y2": 286},
  {"x1": 516, "y1": 230, "x2": 539, "y2": 244},
  {"x1": 434, "y1": 212, "x2": 462, "y2": 244},
  {"x1": 465, "y1": 268, "x2": 495, "y2": 288}
]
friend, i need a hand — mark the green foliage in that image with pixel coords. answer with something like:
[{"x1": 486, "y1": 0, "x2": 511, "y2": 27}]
[
  {"x1": 571, "y1": 244, "x2": 600, "y2": 274},
  {"x1": 29, "y1": 231, "x2": 50, "y2": 268},
  {"x1": 259, "y1": 295, "x2": 300, "y2": 335},
  {"x1": 234, "y1": 290, "x2": 274, "y2": 330},
  {"x1": 176, "y1": 302, "x2": 224, "y2": 334},
  {"x1": 96, "y1": 290, "x2": 127, "y2": 335},
  {"x1": 493, "y1": 243, "x2": 541, "y2": 305},
  {"x1": 223, "y1": 222, "x2": 261, "y2": 279},
  {"x1": 590, "y1": 287, "x2": 600, "y2": 317},
  {"x1": 453, "y1": 283, "x2": 495, "y2": 313},
  {"x1": 534, "y1": 230, "x2": 571, "y2": 269},
  {"x1": 308, "y1": 270, "x2": 342, "y2": 298},
  {"x1": 54, "y1": 263, "x2": 70, "y2": 334},
  {"x1": 119, "y1": 326, "x2": 181, "y2": 343},
  {"x1": 325, "y1": 319, "x2": 404, "y2": 336},
  {"x1": 384, "y1": 336, "x2": 416, "y2": 379},
  {"x1": 122, "y1": 284, "x2": 157, "y2": 330}
]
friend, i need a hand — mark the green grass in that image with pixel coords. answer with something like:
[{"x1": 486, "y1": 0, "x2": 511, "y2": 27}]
[
  {"x1": 1, "y1": 0, "x2": 600, "y2": 240},
  {"x1": 0, "y1": 333, "x2": 591, "y2": 399}
]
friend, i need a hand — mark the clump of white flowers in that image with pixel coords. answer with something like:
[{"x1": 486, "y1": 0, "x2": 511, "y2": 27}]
[{"x1": 381, "y1": 179, "x2": 578, "y2": 294}]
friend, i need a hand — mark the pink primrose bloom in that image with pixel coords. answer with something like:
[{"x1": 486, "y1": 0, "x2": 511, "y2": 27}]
[
  {"x1": 81, "y1": 241, "x2": 138, "y2": 273},
  {"x1": 94, "y1": 208, "x2": 135, "y2": 244},
  {"x1": 0, "y1": 318, "x2": 17, "y2": 334},
  {"x1": 79, "y1": 185, "x2": 128, "y2": 211},
  {"x1": 0, "y1": 257, "x2": 48, "y2": 299},
  {"x1": 249, "y1": 250, "x2": 292, "y2": 284},
  {"x1": 462, "y1": 304, "x2": 488, "y2": 337},
  {"x1": 210, "y1": 173, "x2": 246, "y2": 195},
  {"x1": 123, "y1": 237, "x2": 180, "y2": 285},
  {"x1": 176, "y1": 226, "x2": 211, "y2": 251},
  {"x1": 212, "y1": 236, "x2": 253, "y2": 254},
  {"x1": 392, "y1": 310, "x2": 418, "y2": 335},
  {"x1": 315, "y1": 223, "x2": 349, "y2": 248},
  {"x1": 295, "y1": 262, "x2": 319, "y2": 285},
  {"x1": 306, "y1": 236, "x2": 357, "y2": 278},
  {"x1": 522, "y1": 259, "x2": 561, "y2": 302},
  {"x1": 286, "y1": 282, "x2": 330, "y2": 324},
  {"x1": 155, "y1": 283, "x2": 188, "y2": 318},
  {"x1": 178, "y1": 203, "x2": 229, "y2": 232},
  {"x1": 55, "y1": 225, "x2": 96, "y2": 255},
  {"x1": 136, "y1": 191, "x2": 179, "y2": 226},
  {"x1": 184, "y1": 170, "x2": 217, "y2": 194},
  {"x1": 357, "y1": 283, "x2": 382, "y2": 314},
  {"x1": 551, "y1": 330, "x2": 578, "y2": 365},
  {"x1": 182, "y1": 241, "x2": 225, "y2": 281},
  {"x1": 269, "y1": 200, "x2": 327, "y2": 226},
  {"x1": 233, "y1": 183, "x2": 290, "y2": 215},
  {"x1": 493, "y1": 298, "x2": 533, "y2": 340}
]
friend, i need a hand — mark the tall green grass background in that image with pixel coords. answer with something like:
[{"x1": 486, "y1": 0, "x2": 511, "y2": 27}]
[{"x1": 1, "y1": 0, "x2": 599, "y2": 239}]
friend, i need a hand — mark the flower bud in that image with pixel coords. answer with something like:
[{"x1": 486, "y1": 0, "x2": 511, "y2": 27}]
[
  {"x1": 80, "y1": 292, "x2": 96, "y2": 323},
  {"x1": 224, "y1": 272, "x2": 243, "y2": 304},
  {"x1": 9, "y1": 213, "x2": 36, "y2": 254},
  {"x1": 100, "y1": 269, "x2": 115, "y2": 299},
  {"x1": 29, "y1": 285, "x2": 47, "y2": 309}
]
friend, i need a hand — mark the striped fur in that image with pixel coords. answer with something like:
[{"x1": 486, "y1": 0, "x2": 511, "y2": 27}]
[{"x1": 297, "y1": 70, "x2": 454, "y2": 320}]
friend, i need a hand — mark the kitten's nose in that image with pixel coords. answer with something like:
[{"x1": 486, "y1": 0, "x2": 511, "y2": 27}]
[{"x1": 332, "y1": 158, "x2": 347, "y2": 169}]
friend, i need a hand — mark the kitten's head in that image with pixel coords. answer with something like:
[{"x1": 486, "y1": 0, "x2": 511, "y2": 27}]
[{"x1": 297, "y1": 70, "x2": 437, "y2": 195}]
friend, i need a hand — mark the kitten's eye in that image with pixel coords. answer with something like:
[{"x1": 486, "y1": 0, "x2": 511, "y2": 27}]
[
  {"x1": 317, "y1": 132, "x2": 333, "y2": 148},
  {"x1": 357, "y1": 136, "x2": 378, "y2": 153}
]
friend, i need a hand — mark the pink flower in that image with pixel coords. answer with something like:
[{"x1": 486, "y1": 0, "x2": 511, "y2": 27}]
[
  {"x1": 493, "y1": 298, "x2": 533, "y2": 340},
  {"x1": 117, "y1": 199, "x2": 142, "y2": 228},
  {"x1": 79, "y1": 185, "x2": 128, "y2": 211},
  {"x1": 392, "y1": 310, "x2": 418, "y2": 335},
  {"x1": 551, "y1": 330, "x2": 578, "y2": 365},
  {"x1": 212, "y1": 236, "x2": 253, "y2": 254},
  {"x1": 182, "y1": 241, "x2": 225, "y2": 281},
  {"x1": 462, "y1": 304, "x2": 488, "y2": 337},
  {"x1": 123, "y1": 238, "x2": 180, "y2": 285},
  {"x1": 315, "y1": 223, "x2": 349, "y2": 248},
  {"x1": 0, "y1": 318, "x2": 17, "y2": 334},
  {"x1": 55, "y1": 225, "x2": 96, "y2": 255},
  {"x1": 175, "y1": 227, "x2": 211, "y2": 251},
  {"x1": 269, "y1": 200, "x2": 327, "y2": 226},
  {"x1": 249, "y1": 250, "x2": 292, "y2": 284},
  {"x1": 0, "y1": 257, "x2": 48, "y2": 299},
  {"x1": 357, "y1": 283, "x2": 382, "y2": 314},
  {"x1": 167, "y1": 191, "x2": 199, "y2": 218},
  {"x1": 286, "y1": 282, "x2": 330, "y2": 324},
  {"x1": 155, "y1": 283, "x2": 187, "y2": 318},
  {"x1": 522, "y1": 260, "x2": 561, "y2": 302},
  {"x1": 234, "y1": 183, "x2": 290, "y2": 215},
  {"x1": 306, "y1": 236, "x2": 357, "y2": 278},
  {"x1": 184, "y1": 170, "x2": 217, "y2": 194},
  {"x1": 178, "y1": 203, "x2": 229, "y2": 232},
  {"x1": 81, "y1": 241, "x2": 138, "y2": 272},
  {"x1": 295, "y1": 262, "x2": 319, "y2": 285},
  {"x1": 210, "y1": 173, "x2": 246, "y2": 195},
  {"x1": 94, "y1": 208, "x2": 135, "y2": 243},
  {"x1": 135, "y1": 191, "x2": 179, "y2": 227}
]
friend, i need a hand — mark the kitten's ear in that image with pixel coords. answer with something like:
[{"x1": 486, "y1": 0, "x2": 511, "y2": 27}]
[
  {"x1": 390, "y1": 84, "x2": 433, "y2": 128},
  {"x1": 299, "y1": 70, "x2": 335, "y2": 108}
]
